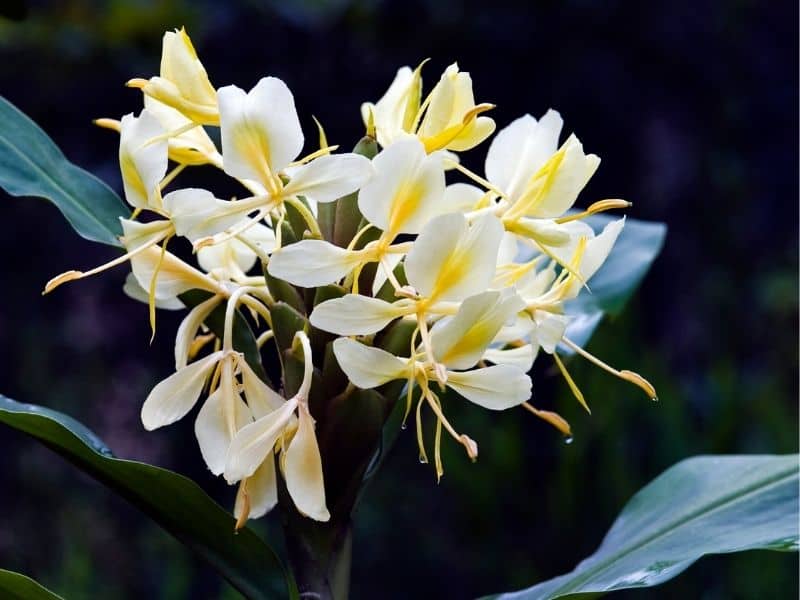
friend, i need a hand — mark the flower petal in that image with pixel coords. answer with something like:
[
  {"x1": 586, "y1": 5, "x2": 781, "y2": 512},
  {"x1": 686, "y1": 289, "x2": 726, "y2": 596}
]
[
  {"x1": 141, "y1": 351, "x2": 224, "y2": 430},
  {"x1": 430, "y1": 289, "x2": 524, "y2": 370},
  {"x1": 174, "y1": 294, "x2": 221, "y2": 370},
  {"x1": 284, "y1": 403, "x2": 330, "y2": 522},
  {"x1": 282, "y1": 153, "x2": 374, "y2": 204},
  {"x1": 357, "y1": 138, "x2": 446, "y2": 235},
  {"x1": 239, "y1": 358, "x2": 285, "y2": 419},
  {"x1": 404, "y1": 212, "x2": 504, "y2": 302},
  {"x1": 268, "y1": 240, "x2": 363, "y2": 287},
  {"x1": 310, "y1": 295, "x2": 407, "y2": 335},
  {"x1": 195, "y1": 383, "x2": 253, "y2": 476},
  {"x1": 224, "y1": 399, "x2": 298, "y2": 483},
  {"x1": 446, "y1": 365, "x2": 531, "y2": 410},
  {"x1": 129, "y1": 244, "x2": 225, "y2": 300},
  {"x1": 119, "y1": 110, "x2": 167, "y2": 209},
  {"x1": 514, "y1": 134, "x2": 601, "y2": 219},
  {"x1": 332, "y1": 337, "x2": 409, "y2": 389},
  {"x1": 218, "y1": 77, "x2": 303, "y2": 185},
  {"x1": 483, "y1": 344, "x2": 537, "y2": 372},
  {"x1": 122, "y1": 273, "x2": 185, "y2": 310},
  {"x1": 163, "y1": 188, "x2": 250, "y2": 243},
  {"x1": 485, "y1": 111, "x2": 563, "y2": 202},
  {"x1": 235, "y1": 456, "x2": 278, "y2": 522}
]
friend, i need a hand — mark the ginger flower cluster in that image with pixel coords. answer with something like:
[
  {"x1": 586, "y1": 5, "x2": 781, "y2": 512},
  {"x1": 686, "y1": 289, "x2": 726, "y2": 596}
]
[{"x1": 46, "y1": 28, "x2": 655, "y2": 526}]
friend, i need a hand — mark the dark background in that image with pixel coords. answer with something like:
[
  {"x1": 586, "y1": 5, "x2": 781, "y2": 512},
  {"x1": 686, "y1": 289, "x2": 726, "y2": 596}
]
[{"x1": 0, "y1": 1, "x2": 797, "y2": 598}]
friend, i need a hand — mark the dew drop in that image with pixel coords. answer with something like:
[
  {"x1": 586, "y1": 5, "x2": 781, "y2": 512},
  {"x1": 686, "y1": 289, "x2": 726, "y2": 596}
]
[
  {"x1": 418, "y1": 455, "x2": 428, "y2": 464},
  {"x1": 400, "y1": 423, "x2": 407, "y2": 430},
  {"x1": 651, "y1": 396, "x2": 659, "y2": 403},
  {"x1": 564, "y1": 436, "x2": 574, "y2": 445}
]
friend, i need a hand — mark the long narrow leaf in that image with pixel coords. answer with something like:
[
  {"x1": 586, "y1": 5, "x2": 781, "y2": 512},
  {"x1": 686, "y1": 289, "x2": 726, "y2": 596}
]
[
  {"x1": 0, "y1": 569, "x2": 63, "y2": 600},
  {"x1": 0, "y1": 96, "x2": 127, "y2": 245},
  {"x1": 486, "y1": 454, "x2": 799, "y2": 599},
  {"x1": 0, "y1": 395, "x2": 297, "y2": 600}
]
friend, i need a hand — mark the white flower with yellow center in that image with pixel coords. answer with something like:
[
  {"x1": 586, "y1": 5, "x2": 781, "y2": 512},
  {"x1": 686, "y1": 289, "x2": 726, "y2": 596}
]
[{"x1": 362, "y1": 62, "x2": 495, "y2": 153}]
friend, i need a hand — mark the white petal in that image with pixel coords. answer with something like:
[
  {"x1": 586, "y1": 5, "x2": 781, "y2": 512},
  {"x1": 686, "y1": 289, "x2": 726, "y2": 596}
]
[
  {"x1": 218, "y1": 77, "x2": 303, "y2": 185},
  {"x1": 123, "y1": 273, "x2": 185, "y2": 310},
  {"x1": 284, "y1": 403, "x2": 329, "y2": 522},
  {"x1": 310, "y1": 295, "x2": 406, "y2": 335},
  {"x1": 282, "y1": 153, "x2": 374, "y2": 204},
  {"x1": 482, "y1": 345, "x2": 537, "y2": 372},
  {"x1": 120, "y1": 218, "x2": 172, "y2": 252},
  {"x1": 357, "y1": 138, "x2": 446, "y2": 235},
  {"x1": 443, "y1": 182, "x2": 488, "y2": 213},
  {"x1": 333, "y1": 337, "x2": 409, "y2": 388},
  {"x1": 524, "y1": 134, "x2": 601, "y2": 219},
  {"x1": 197, "y1": 223, "x2": 275, "y2": 278},
  {"x1": 531, "y1": 310, "x2": 570, "y2": 354},
  {"x1": 235, "y1": 456, "x2": 278, "y2": 521},
  {"x1": 369, "y1": 66, "x2": 418, "y2": 147},
  {"x1": 239, "y1": 358, "x2": 285, "y2": 419},
  {"x1": 372, "y1": 252, "x2": 403, "y2": 296},
  {"x1": 447, "y1": 365, "x2": 531, "y2": 410},
  {"x1": 554, "y1": 218, "x2": 625, "y2": 299},
  {"x1": 485, "y1": 111, "x2": 563, "y2": 202},
  {"x1": 268, "y1": 240, "x2": 363, "y2": 287},
  {"x1": 404, "y1": 213, "x2": 503, "y2": 302},
  {"x1": 430, "y1": 289, "x2": 524, "y2": 370},
  {"x1": 144, "y1": 94, "x2": 218, "y2": 164},
  {"x1": 129, "y1": 245, "x2": 224, "y2": 299},
  {"x1": 119, "y1": 110, "x2": 168, "y2": 209},
  {"x1": 158, "y1": 28, "x2": 217, "y2": 110},
  {"x1": 195, "y1": 385, "x2": 252, "y2": 475},
  {"x1": 224, "y1": 399, "x2": 298, "y2": 483},
  {"x1": 174, "y1": 294, "x2": 221, "y2": 370},
  {"x1": 141, "y1": 351, "x2": 223, "y2": 430},
  {"x1": 163, "y1": 188, "x2": 249, "y2": 243},
  {"x1": 577, "y1": 217, "x2": 625, "y2": 283}
]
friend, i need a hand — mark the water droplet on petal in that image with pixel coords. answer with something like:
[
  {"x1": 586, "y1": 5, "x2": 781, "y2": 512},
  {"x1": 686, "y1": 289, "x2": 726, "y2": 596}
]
[{"x1": 564, "y1": 436, "x2": 574, "y2": 445}]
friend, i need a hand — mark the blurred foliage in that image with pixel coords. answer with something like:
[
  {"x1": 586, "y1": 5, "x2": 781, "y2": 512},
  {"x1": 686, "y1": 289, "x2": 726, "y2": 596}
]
[{"x1": 0, "y1": 0, "x2": 797, "y2": 599}]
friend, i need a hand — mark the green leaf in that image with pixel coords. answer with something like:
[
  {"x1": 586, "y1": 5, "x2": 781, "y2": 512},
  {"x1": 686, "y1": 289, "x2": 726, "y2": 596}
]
[
  {"x1": 0, "y1": 569, "x2": 63, "y2": 600},
  {"x1": 486, "y1": 454, "x2": 799, "y2": 600},
  {"x1": 0, "y1": 395, "x2": 297, "y2": 600},
  {"x1": 0, "y1": 96, "x2": 128, "y2": 246},
  {"x1": 560, "y1": 215, "x2": 666, "y2": 351}
]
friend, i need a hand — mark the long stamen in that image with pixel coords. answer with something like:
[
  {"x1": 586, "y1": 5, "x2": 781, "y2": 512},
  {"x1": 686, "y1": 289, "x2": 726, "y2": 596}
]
[
  {"x1": 223, "y1": 286, "x2": 263, "y2": 352},
  {"x1": 159, "y1": 163, "x2": 187, "y2": 191},
  {"x1": 287, "y1": 144, "x2": 341, "y2": 167},
  {"x1": 444, "y1": 159, "x2": 509, "y2": 201},
  {"x1": 284, "y1": 196, "x2": 322, "y2": 239},
  {"x1": 553, "y1": 352, "x2": 591, "y2": 414},
  {"x1": 194, "y1": 206, "x2": 272, "y2": 252},
  {"x1": 148, "y1": 236, "x2": 172, "y2": 341},
  {"x1": 291, "y1": 330, "x2": 314, "y2": 402},
  {"x1": 555, "y1": 199, "x2": 632, "y2": 224},
  {"x1": 561, "y1": 337, "x2": 658, "y2": 401},
  {"x1": 144, "y1": 121, "x2": 200, "y2": 147},
  {"x1": 522, "y1": 402, "x2": 573, "y2": 438},
  {"x1": 234, "y1": 479, "x2": 251, "y2": 531},
  {"x1": 43, "y1": 224, "x2": 173, "y2": 294},
  {"x1": 423, "y1": 386, "x2": 477, "y2": 461}
]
